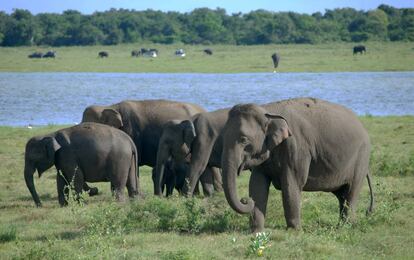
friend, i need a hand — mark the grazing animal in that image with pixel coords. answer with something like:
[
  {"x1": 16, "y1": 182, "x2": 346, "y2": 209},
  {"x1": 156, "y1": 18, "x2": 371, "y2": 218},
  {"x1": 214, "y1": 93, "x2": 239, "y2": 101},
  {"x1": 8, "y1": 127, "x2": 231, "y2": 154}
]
[
  {"x1": 175, "y1": 49, "x2": 186, "y2": 57},
  {"x1": 271, "y1": 53, "x2": 280, "y2": 72},
  {"x1": 24, "y1": 123, "x2": 139, "y2": 207},
  {"x1": 131, "y1": 50, "x2": 141, "y2": 57},
  {"x1": 42, "y1": 51, "x2": 56, "y2": 58},
  {"x1": 149, "y1": 48, "x2": 158, "y2": 55},
  {"x1": 28, "y1": 52, "x2": 43, "y2": 58},
  {"x1": 221, "y1": 98, "x2": 374, "y2": 232},
  {"x1": 204, "y1": 49, "x2": 213, "y2": 55},
  {"x1": 98, "y1": 51, "x2": 109, "y2": 58},
  {"x1": 140, "y1": 48, "x2": 157, "y2": 57},
  {"x1": 353, "y1": 45, "x2": 366, "y2": 55}
]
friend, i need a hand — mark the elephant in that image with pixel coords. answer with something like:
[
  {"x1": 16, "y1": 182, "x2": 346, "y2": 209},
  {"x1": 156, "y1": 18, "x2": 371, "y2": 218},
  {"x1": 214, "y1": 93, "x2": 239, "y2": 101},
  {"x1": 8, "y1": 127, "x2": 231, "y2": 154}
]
[
  {"x1": 131, "y1": 50, "x2": 141, "y2": 57},
  {"x1": 220, "y1": 98, "x2": 374, "y2": 232},
  {"x1": 98, "y1": 51, "x2": 109, "y2": 58},
  {"x1": 43, "y1": 51, "x2": 56, "y2": 58},
  {"x1": 151, "y1": 160, "x2": 199, "y2": 197},
  {"x1": 81, "y1": 99, "x2": 216, "y2": 196},
  {"x1": 154, "y1": 108, "x2": 271, "y2": 197},
  {"x1": 204, "y1": 49, "x2": 213, "y2": 55},
  {"x1": 154, "y1": 110, "x2": 227, "y2": 197},
  {"x1": 271, "y1": 53, "x2": 280, "y2": 71},
  {"x1": 24, "y1": 122, "x2": 139, "y2": 207},
  {"x1": 28, "y1": 52, "x2": 43, "y2": 58},
  {"x1": 353, "y1": 45, "x2": 366, "y2": 55}
]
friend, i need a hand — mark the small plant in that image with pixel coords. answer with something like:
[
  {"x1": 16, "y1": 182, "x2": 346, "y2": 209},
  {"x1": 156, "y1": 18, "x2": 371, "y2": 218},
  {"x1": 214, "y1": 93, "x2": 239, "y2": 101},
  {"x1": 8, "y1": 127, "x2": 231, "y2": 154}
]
[
  {"x1": 247, "y1": 232, "x2": 271, "y2": 257},
  {"x1": 182, "y1": 198, "x2": 204, "y2": 233},
  {"x1": 156, "y1": 201, "x2": 178, "y2": 231},
  {"x1": 60, "y1": 167, "x2": 86, "y2": 207}
]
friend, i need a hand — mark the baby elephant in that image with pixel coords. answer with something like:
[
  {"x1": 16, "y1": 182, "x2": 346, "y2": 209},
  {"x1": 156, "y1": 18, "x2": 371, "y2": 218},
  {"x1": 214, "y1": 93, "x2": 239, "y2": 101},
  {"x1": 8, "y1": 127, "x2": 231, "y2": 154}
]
[{"x1": 24, "y1": 122, "x2": 139, "y2": 207}]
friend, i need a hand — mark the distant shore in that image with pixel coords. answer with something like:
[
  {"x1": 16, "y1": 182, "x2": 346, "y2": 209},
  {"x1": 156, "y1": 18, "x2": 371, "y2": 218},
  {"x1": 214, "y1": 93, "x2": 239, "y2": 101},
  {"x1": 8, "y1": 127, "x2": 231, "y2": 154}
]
[{"x1": 0, "y1": 42, "x2": 413, "y2": 73}]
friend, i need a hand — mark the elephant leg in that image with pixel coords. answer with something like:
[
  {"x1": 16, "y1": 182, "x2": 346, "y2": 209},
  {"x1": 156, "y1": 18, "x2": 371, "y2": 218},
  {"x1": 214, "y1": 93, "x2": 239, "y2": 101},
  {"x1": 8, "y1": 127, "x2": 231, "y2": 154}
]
[
  {"x1": 83, "y1": 183, "x2": 98, "y2": 197},
  {"x1": 333, "y1": 185, "x2": 350, "y2": 221},
  {"x1": 111, "y1": 175, "x2": 127, "y2": 203},
  {"x1": 166, "y1": 174, "x2": 175, "y2": 197},
  {"x1": 57, "y1": 171, "x2": 68, "y2": 206},
  {"x1": 72, "y1": 168, "x2": 85, "y2": 203},
  {"x1": 211, "y1": 167, "x2": 223, "y2": 192},
  {"x1": 249, "y1": 170, "x2": 271, "y2": 233},
  {"x1": 193, "y1": 181, "x2": 200, "y2": 196},
  {"x1": 199, "y1": 168, "x2": 214, "y2": 197},
  {"x1": 345, "y1": 175, "x2": 365, "y2": 221},
  {"x1": 151, "y1": 168, "x2": 158, "y2": 194},
  {"x1": 280, "y1": 167, "x2": 302, "y2": 229},
  {"x1": 126, "y1": 157, "x2": 139, "y2": 198}
]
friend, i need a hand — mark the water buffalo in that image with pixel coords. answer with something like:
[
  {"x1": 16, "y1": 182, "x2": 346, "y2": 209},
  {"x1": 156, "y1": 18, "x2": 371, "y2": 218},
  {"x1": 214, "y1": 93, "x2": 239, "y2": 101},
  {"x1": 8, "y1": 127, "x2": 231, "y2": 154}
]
[
  {"x1": 131, "y1": 50, "x2": 141, "y2": 57},
  {"x1": 271, "y1": 53, "x2": 280, "y2": 71},
  {"x1": 28, "y1": 52, "x2": 43, "y2": 59},
  {"x1": 353, "y1": 45, "x2": 366, "y2": 55},
  {"x1": 204, "y1": 49, "x2": 213, "y2": 55},
  {"x1": 149, "y1": 48, "x2": 158, "y2": 55},
  {"x1": 141, "y1": 48, "x2": 157, "y2": 57},
  {"x1": 175, "y1": 49, "x2": 185, "y2": 57},
  {"x1": 43, "y1": 51, "x2": 56, "y2": 58},
  {"x1": 98, "y1": 51, "x2": 109, "y2": 58}
]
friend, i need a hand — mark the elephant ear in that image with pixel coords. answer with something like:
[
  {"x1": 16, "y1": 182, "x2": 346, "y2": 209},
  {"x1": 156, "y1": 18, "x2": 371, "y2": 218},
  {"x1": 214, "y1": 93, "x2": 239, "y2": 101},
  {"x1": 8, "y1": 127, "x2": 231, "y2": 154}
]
[
  {"x1": 42, "y1": 137, "x2": 61, "y2": 162},
  {"x1": 180, "y1": 120, "x2": 196, "y2": 148},
  {"x1": 102, "y1": 109, "x2": 123, "y2": 128},
  {"x1": 264, "y1": 113, "x2": 292, "y2": 151}
]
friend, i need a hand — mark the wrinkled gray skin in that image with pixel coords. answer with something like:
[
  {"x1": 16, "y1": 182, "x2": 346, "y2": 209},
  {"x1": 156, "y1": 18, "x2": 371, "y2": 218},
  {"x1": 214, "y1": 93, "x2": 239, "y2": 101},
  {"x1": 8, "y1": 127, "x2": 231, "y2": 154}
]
[
  {"x1": 81, "y1": 99, "x2": 215, "y2": 196},
  {"x1": 24, "y1": 123, "x2": 139, "y2": 207},
  {"x1": 154, "y1": 109, "x2": 228, "y2": 197},
  {"x1": 221, "y1": 98, "x2": 374, "y2": 232},
  {"x1": 155, "y1": 108, "x2": 269, "y2": 197}
]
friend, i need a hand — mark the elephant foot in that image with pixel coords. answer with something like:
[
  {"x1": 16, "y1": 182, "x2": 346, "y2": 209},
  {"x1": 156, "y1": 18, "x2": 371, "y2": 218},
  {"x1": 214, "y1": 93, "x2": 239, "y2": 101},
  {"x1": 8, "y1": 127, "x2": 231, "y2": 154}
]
[{"x1": 88, "y1": 187, "x2": 99, "y2": 196}]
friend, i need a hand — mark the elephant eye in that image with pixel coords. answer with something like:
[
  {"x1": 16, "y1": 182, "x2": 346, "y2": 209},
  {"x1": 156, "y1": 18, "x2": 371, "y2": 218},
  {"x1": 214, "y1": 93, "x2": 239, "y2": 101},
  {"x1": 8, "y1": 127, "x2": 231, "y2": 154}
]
[
  {"x1": 244, "y1": 144, "x2": 253, "y2": 153},
  {"x1": 239, "y1": 136, "x2": 249, "y2": 145}
]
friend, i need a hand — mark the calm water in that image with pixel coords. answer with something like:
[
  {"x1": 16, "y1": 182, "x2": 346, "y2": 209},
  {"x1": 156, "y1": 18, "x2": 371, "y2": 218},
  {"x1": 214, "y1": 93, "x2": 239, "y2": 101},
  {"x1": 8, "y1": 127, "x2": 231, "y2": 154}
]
[{"x1": 0, "y1": 72, "x2": 413, "y2": 126}]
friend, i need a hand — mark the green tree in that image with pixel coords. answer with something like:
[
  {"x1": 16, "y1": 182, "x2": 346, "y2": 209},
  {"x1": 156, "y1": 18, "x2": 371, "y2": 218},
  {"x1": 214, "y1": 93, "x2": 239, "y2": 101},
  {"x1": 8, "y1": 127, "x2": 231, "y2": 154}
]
[{"x1": 3, "y1": 9, "x2": 36, "y2": 46}]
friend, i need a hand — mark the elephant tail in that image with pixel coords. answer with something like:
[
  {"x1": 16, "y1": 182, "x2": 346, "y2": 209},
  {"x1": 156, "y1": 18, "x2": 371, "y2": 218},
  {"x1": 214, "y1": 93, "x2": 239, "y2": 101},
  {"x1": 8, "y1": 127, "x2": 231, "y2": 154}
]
[{"x1": 366, "y1": 172, "x2": 374, "y2": 216}]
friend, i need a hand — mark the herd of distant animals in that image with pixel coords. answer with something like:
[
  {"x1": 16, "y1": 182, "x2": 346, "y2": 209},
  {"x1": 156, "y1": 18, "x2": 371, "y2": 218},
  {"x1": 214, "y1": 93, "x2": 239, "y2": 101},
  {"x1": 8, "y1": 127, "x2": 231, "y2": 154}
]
[{"x1": 28, "y1": 45, "x2": 367, "y2": 72}]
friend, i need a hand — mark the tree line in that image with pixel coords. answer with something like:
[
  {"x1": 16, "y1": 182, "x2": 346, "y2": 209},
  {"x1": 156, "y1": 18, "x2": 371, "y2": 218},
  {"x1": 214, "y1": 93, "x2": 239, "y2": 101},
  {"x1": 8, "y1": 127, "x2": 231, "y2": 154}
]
[{"x1": 0, "y1": 4, "x2": 413, "y2": 47}]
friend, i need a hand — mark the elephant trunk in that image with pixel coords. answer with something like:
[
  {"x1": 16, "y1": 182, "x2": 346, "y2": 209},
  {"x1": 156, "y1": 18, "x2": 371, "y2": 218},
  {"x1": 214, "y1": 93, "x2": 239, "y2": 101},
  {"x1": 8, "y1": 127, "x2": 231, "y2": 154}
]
[
  {"x1": 154, "y1": 144, "x2": 170, "y2": 196},
  {"x1": 24, "y1": 161, "x2": 42, "y2": 207},
  {"x1": 221, "y1": 145, "x2": 254, "y2": 214}
]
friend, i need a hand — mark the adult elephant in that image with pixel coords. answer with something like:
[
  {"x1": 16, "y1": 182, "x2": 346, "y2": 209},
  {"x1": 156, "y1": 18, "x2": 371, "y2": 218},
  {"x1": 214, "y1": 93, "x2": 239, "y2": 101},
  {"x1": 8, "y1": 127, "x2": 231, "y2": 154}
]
[
  {"x1": 353, "y1": 45, "x2": 366, "y2": 55},
  {"x1": 271, "y1": 53, "x2": 280, "y2": 71},
  {"x1": 81, "y1": 99, "x2": 215, "y2": 195},
  {"x1": 154, "y1": 108, "x2": 268, "y2": 197},
  {"x1": 24, "y1": 123, "x2": 139, "y2": 207},
  {"x1": 220, "y1": 98, "x2": 374, "y2": 232},
  {"x1": 98, "y1": 51, "x2": 109, "y2": 58}
]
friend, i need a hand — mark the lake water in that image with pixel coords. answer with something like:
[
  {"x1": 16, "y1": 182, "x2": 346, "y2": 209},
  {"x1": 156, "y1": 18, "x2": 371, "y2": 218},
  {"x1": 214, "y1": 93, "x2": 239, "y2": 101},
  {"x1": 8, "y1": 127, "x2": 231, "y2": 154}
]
[{"x1": 0, "y1": 72, "x2": 413, "y2": 126}]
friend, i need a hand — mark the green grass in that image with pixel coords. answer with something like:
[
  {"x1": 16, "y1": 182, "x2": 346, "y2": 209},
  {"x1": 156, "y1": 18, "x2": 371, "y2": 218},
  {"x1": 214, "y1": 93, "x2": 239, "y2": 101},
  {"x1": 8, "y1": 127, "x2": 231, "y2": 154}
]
[
  {"x1": 0, "y1": 116, "x2": 413, "y2": 259},
  {"x1": 0, "y1": 42, "x2": 413, "y2": 73}
]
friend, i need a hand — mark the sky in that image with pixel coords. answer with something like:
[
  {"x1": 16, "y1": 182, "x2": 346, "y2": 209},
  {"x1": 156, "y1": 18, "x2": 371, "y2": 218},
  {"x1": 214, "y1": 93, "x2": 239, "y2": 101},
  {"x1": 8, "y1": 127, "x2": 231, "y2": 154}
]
[{"x1": 0, "y1": 0, "x2": 413, "y2": 15}]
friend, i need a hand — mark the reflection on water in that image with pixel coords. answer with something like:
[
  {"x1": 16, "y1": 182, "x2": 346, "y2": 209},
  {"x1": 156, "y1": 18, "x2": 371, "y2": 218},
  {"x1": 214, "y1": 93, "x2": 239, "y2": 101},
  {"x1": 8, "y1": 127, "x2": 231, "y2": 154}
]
[{"x1": 0, "y1": 72, "x2": 413, "y2": 126}]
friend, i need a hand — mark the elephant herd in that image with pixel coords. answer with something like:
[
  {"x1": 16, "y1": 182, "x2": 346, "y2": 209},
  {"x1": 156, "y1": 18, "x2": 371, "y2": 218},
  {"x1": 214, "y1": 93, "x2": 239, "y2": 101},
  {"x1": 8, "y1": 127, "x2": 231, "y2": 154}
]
[{"x1": 24, "y1": 98, "x2": 374, "y2": 232}]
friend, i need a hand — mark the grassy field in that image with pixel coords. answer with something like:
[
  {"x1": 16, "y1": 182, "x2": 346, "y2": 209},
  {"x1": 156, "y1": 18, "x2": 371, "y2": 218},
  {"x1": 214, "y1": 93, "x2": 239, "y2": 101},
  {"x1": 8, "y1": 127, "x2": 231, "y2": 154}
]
[
  {"x1": 0, "y1": 42, "x2": 413, "y2": 73},
  {"x1": 0, "y1": 116, "x2": 413, "y2": 259}
]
